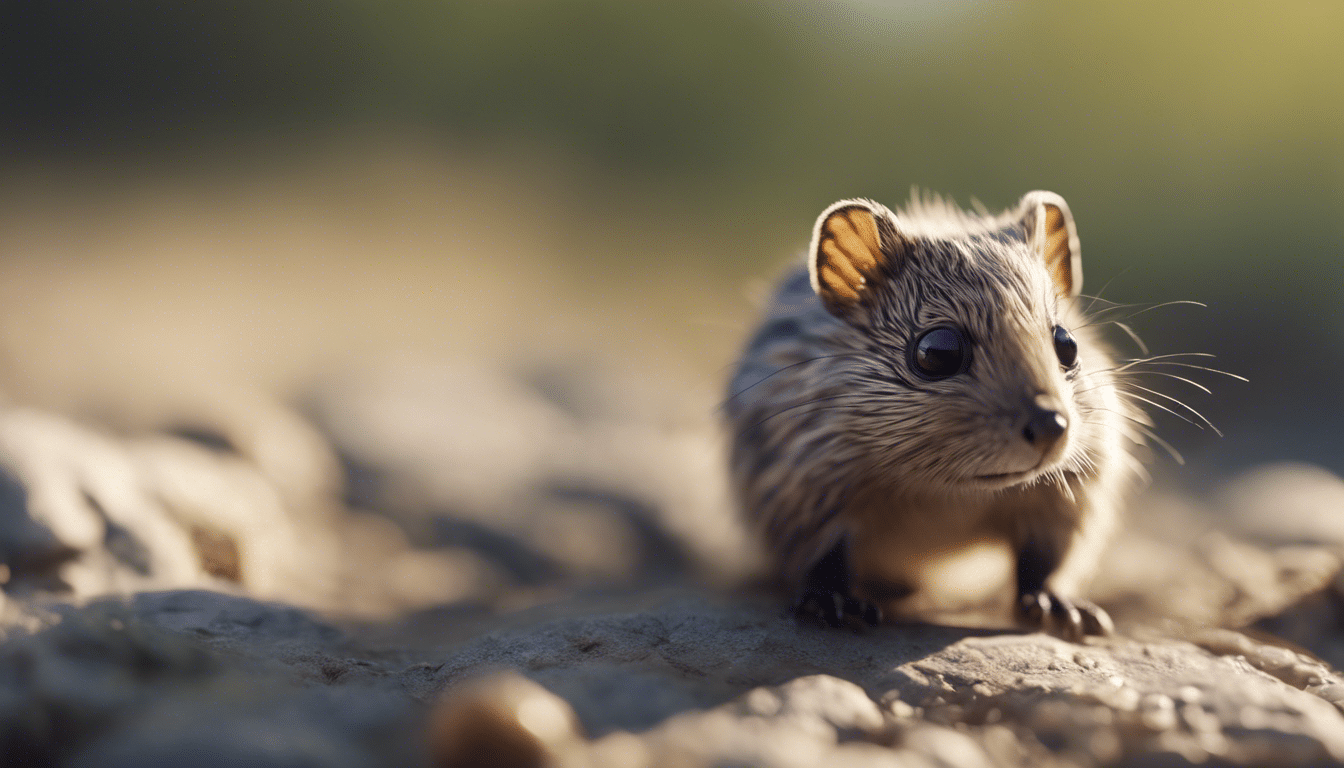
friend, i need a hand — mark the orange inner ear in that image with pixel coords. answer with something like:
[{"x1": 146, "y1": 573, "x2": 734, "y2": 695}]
[
  {"x1": 1041, "y1": 204, "x2": 1073, "y2": 295},
  {"x1": 816, "y1": 208, "x2": 883, "y2": 304}
]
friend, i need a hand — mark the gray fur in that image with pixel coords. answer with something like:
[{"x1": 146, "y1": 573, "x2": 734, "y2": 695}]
[{"x1": 726, "y1": 191, "x2": 1143, "y2": 620}]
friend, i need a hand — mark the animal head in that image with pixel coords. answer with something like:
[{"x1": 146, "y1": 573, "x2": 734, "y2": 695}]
[{"x1": 806, "y1": 191, "x2": 1111, "y2": 492}]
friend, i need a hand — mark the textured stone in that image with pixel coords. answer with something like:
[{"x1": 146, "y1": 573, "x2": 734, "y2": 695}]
[{"x1": 2, "y1": 366, "x2": 1344, "y2": 767}]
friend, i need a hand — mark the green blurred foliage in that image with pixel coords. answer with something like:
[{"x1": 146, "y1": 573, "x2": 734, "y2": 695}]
[
  {"x1": 2, "y1": 0, "x2": 1342, "y2": 471},
  {"x1": 355, "y1": 1, "x2": 799, "y2": 168}
]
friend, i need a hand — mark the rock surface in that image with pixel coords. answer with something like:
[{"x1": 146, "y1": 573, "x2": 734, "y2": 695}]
[
  {"x1": 2, "y1": 359, "x2": 1344, "y2": 766},
  {"x1": 5, "y1": 587, "x2": 1344, "y2": 767}
]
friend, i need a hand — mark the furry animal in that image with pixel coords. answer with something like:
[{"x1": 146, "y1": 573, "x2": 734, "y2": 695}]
[{"x1": 726, "y1": 191, "x2": 1145, "y2": 638}]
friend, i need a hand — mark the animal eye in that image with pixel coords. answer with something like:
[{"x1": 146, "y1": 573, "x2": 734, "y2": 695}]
[
  {"x1": 1053, "y1": 325, "x2": 1078, "y2": 367},
  {"x1": 910, "y1": 326, "x2": 970, "y2": 379}
]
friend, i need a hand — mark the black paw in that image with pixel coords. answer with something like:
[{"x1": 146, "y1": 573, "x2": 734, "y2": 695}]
[
  {"x1": 1018, "y1": 590, "x2": 1114, "y2": 641},
  {"x1": 794, "y1": 590, "x2": 882, "y2": 629}
]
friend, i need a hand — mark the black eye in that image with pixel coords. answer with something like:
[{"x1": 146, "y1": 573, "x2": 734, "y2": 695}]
[
  {"x1": 910, "y1": 326, "x2": 970, "y2": 379},
  {"x1": 1053, "y1": 325, "x2": 1078, "y2": 367}
]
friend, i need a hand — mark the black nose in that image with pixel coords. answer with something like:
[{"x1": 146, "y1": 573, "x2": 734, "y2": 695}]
[{"x1": 1021, "y1": 395, "x2": 1067, "y2": 451}]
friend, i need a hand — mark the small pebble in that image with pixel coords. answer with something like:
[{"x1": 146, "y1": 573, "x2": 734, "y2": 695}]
[
  {"x1": 427, "y1": 673, "x2": 582, "y2": 768},
  {"x1": 744, "y1": 688, "x2": 781, "y2": 717}
]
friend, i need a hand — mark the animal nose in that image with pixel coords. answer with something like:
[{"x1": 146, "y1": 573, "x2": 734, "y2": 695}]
[{"x1": 1020, "y1": 394, "x2": 1067, "y2": 451}]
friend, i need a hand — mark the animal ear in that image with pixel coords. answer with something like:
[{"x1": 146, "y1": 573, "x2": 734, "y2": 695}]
[
  {"x1": 808, "y1": 199, "x2": 897, "y2": 318},
  {"x1": 1016, "y1": 191, "x2": 1082, "y2": 298}
]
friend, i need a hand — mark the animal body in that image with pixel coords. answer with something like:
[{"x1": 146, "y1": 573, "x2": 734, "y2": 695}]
[{"x1": 726, "y1": 191, "x2": 1144, "y2": 638}]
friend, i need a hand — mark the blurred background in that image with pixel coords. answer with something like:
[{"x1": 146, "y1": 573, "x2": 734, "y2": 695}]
[
  {"x1": 1, "y1": 1, "x2": 1341, "y2": 485},
  {"x1": 5, "y1": 8, "x2": 1344, "y2": 765}
]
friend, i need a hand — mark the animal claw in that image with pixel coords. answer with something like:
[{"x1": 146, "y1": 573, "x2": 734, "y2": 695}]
[
  {"x1": 1018, "y1": 590, "x2": 1112, "y2": 640},
  {"x1": 794, "y1": 590, "x2": 882, "y2": 630}
]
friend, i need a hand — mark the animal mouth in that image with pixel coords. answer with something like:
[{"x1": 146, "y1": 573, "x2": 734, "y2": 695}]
[
  {"x1": 973, "y1": 438, "x2": 1071, "y2": 486},
  {"x1": 973, "y1": 459, "x2": 1050, "y2": 485},
  {"x1": 974, "y1": 469, "x2": 1036, "y2": 486},
  {"x1": 977, "y1": 470, "x2": 1032, "y2": 481}
]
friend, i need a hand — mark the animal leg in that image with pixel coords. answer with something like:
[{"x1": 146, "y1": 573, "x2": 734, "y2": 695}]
[
  {"x1": 793, "y1": 538, "x2": 882, "y2": 629},
  {"x1": 1015, "y1": 539, "x2": 1113, "y2": 640}
]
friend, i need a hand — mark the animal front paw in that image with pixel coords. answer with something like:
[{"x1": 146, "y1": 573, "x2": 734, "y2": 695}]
[
  {"x1": 1018, "y1": 590, "x2": 1114, "y2": 641},
  {"x1": 793, "y1": 589, "x2": 882, "y2": 630}
]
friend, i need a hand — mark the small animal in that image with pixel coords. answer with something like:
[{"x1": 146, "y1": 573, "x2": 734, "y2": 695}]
[{"x1": 726, "y1": 191, "x2": 1146, "y2": 638}]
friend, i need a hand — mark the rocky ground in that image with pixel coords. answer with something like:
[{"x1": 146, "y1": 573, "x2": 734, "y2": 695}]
[{"x1": 2, "y1": 357, "x2": 1343, "y2": 767}]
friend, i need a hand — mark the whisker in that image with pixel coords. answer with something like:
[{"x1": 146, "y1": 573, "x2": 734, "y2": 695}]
[
  {"x1": 1114, "y1": 448, "x2": 1152, "y2": 483},
  {"x1": 1100, "y1": 414, "x2": 1185, "y2": 465},
  {"x1": 1082, "y1": 417, "x2": 1146, "y2": 446},
  {"x1": 1119, "y1": 358, "x2": 1248, "y2": 382},
  {"x1": 1143, "y1": 362, "x2": 1248, "y2": 382},
  {"x1": 1114, "y1": 352, "x2": 1216, "y2": 372},
  {"x1": 1081, "y1": 298, "x2": 1147, "y2": 317},
  {"x1": 1077, "y1": 300, "x2": 1209, "y2": 329},
  {"x1": 1110, "y1": 321, "x2": 1149, "y2": 355},
  {"x1": 1096, "y1": 403, "x2": 1158, "y2": 430},
  {"x1": 1089, "y1": 299, "x2": 1207, "y2": 318},
  {"x1": 1117, "y1": 369, "x2": 1211, "y2": 394},
  {"x1": 1078, "y1": 266, "x2": 1133, "y2": 313},
  {"x1": 1139, "y1": 428, "x2": 1185, "y2": 465},
  {"x1": 1076, "y1": 308, "x2": 1144, "y2": 328},
  {"x1": 1071, "y1": 382, "x2": 1116, "y2": 397},
  {"x1": 1080, "y1": 294, "x2": 1126, "y2": 310},
  {"x1": 738, "y1": 395, "x2": 866, "y2": 436},
  {"x1": 1071, "y1": 448, "x2": 1098, "y2": 475},
  {"x1": 1122, "y1": 351, "x2": 1216, "y2": 360},
  {"x1": 719, "y1": 353, "x2": 863, "y2": 411},
  {"x1": 1117, "y1": 391, "x2": 1204, "y2": 430},
  {"x1": 1115, "y1": 299, "x2": 1208, "y2": 319},
  {"x1": 1120, "y1": 382, "x2": 1222, "y2": 436},
  {"x1": 1052, "y1": 472, "x2": 1076, "y2": 503}
]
